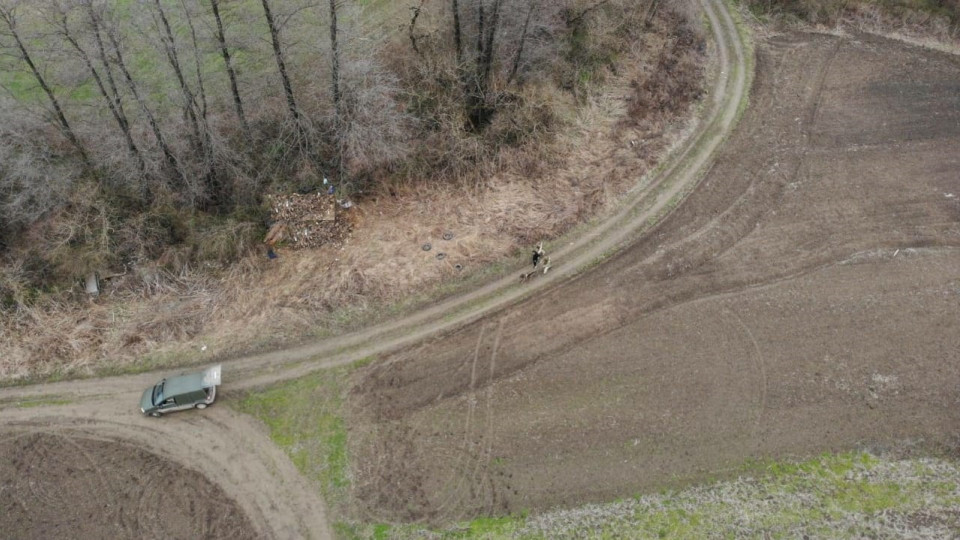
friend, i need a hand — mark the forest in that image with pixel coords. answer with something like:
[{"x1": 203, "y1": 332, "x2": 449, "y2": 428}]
[{"x1": 0, "y1": 0, "x2": 676, "y2": 301}]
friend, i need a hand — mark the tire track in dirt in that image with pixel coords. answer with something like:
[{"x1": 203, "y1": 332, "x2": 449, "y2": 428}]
[
  {"x1": 348, "y1": 25, "x2": 960, "y2": 521},
  {"x1": 727, "y1": 308, "x2": 768, "y2": 441},
  {"x1": 475, "y1": 318, "x2": 504, "y2": 515},
  {"x1": 431, "y1": 324, "x2": 486, "y2": 518},
  {"x1": 430, "y1": 317, "x2": 507, "y2": 520}
]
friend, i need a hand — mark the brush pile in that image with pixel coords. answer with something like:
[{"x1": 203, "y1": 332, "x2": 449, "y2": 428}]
[{"x1": 265, "y1": 192, "x2": 352, "y2": 249}]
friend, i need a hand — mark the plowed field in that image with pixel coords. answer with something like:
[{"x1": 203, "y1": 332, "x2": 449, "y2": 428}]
[
  {"x1": 348, "y1": 31, "x2": 960, "y2": 522},
  {"x1": 0, "y1": 431, "x2": 254, "y2": 539}
]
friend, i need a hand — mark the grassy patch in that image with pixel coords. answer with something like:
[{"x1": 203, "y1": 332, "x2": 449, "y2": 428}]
[
  {"x1": 234, "y1": 366, "x2": 352, "y2": 509},
  {"x1": 5, "y1": 397, "x2": 73, "y2": 409},
  {"x1": 367, "y1": 452, "x2": 960, "y2": 539},
  {"x1": 337, "y1": 514, "x2": 527, "y2": 540}
]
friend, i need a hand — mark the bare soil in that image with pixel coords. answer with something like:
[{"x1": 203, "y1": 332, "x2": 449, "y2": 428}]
[
  {"x1": 0, "y1": 403, "x2": 333, "y2": 539},
  {"x1": 347, "y1": 30, "x2": 960, "y2": 523},
  {"x1": 0, "y1": 430, "x2": 254, "y2": 540}
]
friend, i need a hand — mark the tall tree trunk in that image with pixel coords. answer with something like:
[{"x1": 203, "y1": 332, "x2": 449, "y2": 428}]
[
  {"x1": 451, "y1": 0, "x2": 463, "y2": 66},
  {"x1": 54, "y1": 6, "x2": 145, "y2": 173},
  {"x1": 152, "y1": 0, "x2": 202, "y2": 147},
  {"x1": 181, "y1": 0, "x2": 223, "y2": 209},
  {"x1": 479, "y1": 0, "x2": 502, "y2": 90},
  {"x1": 180, "y1": 0, "x2": 208, "y2": 123},
  {"x1": 475, "y1": 2, "x2": 484, "y2": 63},
  {"x1": 507, "y1": 1, "x2": 534, "y2": 86},
  {"x1": 209, "y1": 0, "x2": 249, "y2": 135},
  {"x1": 260, "y1": 0, "x2": 304, "y2": 142},
  {"x1": 0, "y1": 7, "x2": 91, "y2": 169},
  {"x1": 328, "y1": 0, "x2": 344, "y2": 182},
  {"x1": 465, "y1": 0, "x2": 502, "y2": 129},
  {"x1": 86, "y1": 2, "x2": 128, "y2": 134},
  {"x1": 408, "y1": 0, "x2": 425, "y2": 57},
  {"x1": 104, "y1": 22, "x2": 187, "y2": 190}
]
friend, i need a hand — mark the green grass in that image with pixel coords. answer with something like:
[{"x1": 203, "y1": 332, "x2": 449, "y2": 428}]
[
  {"x1": 0, "y1": 0, "x2": 401, "y2": 105},
  {"x1": 367, "y1": 451, "x2": 960, "y2": 539},
  {"x1": 6, "y1": 396, "x2": 72, "y2": 408},
  {"x1": 234, "y1": 364, "x2": 353, "y2": 510}
]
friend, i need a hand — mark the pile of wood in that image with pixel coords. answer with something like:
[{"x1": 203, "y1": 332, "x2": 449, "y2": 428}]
[{"x1": 265, "y1": 192, "x2": 351, "y2": 249}]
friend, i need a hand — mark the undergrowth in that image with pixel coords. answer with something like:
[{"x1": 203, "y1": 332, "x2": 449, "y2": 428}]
[{"x1": 745, "y1": 0, "x2": 960, "y2": 39}]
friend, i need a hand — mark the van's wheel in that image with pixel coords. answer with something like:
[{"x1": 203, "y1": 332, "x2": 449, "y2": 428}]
[
  {"x1": 196, "y1": 403, "x2": 208, "y2": 410},
  {"x1": 150, "y1": 412, "x2": 161, "y2": 418}
]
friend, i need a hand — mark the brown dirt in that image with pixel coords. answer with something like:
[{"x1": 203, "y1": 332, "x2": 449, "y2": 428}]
[
  {"x1": 0, "y1": 430, "x2": 255, "y2": 540},
  {"x1": 346, "y1": 30, "x2": 960, "y2": 522},
  {"x1": 0, "y1": 402, "x2": 334, "y2": 539}
]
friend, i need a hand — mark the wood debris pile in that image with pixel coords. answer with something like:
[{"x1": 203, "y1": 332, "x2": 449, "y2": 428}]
[{"x1": 265, "y1": 192, "x2": 352, "y2": 249}]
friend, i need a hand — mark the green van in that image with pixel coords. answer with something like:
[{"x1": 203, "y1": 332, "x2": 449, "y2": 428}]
[{"x1": 140, "y1": 365, "x2": 221, "y2": 417}]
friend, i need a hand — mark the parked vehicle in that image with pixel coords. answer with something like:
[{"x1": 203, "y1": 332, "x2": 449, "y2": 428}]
[{"x1": 140, "y1": 365, "x2": 221, "y2": 417}]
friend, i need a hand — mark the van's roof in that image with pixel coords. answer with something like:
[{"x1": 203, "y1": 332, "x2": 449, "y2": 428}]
[{"x1": 163, "y1": 371, "x2": 209, "y2": 396}]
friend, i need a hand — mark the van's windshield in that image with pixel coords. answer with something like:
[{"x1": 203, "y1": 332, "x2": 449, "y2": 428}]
[{"x1": 151, "y1": 382, "x2": 164, "y2": 406}]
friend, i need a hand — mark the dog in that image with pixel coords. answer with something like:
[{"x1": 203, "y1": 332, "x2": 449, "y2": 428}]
[{"x1": 520, "y1": 257, "x2": 551, "y2": 283}]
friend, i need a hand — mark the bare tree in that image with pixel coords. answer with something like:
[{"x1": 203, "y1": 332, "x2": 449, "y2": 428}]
[
  {"x1": 455, "y1": 0, "x2": 505, "y2": 129},
  {"x1": 408, "y1": 0, "x2": 426, "y2": 58},
  {"x1": 208, "y1": 0, "x2": 248, "y2": 135},
  {"x1": 84, "y1": 1, "x2": 130, "y2": 141},
  {"x1": 97, "y1": 7, "x2": 187, "y2": 190},
  {"x1": 329, "y1": 0, "x2": 344, "y2": 181},
  {"x1": 478, "y1": 0, "x2": 502, "y2": 93},
  {"x1": 0, "y1": 100, "x2": 82, "y2": 230},
  {"x1": 151, "y1": 0, "x2": 203, "y2": 147},
  {"x1": 0, "y1": 1, "x2": 91, "y2": 169},
  {"x1": 506, "y1": 0, "x2": 535, "y2": 86},
  {"x1": 179, "y1": 0, "x2": 209, "y2": 126},
  {"x1": 49, "y1": 0, "x2": 146, "y2": 173},
  {"x1": 260, "y1": 0, "x2": 306, "y2": 144},
  {"x1": 327, "y1": 2, "x2": 412, "y2": 180},
  {"x1": 451, "y1": 0, "x2": 463, "y2": 66}
]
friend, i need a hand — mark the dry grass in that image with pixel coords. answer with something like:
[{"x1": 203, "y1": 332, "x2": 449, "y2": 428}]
[
  {"x1": 747, "y1": 0, "x2": 960, "y2": 49},
  {"x1": 0, "y1": 9, "x2": 708, "y2": 383}
]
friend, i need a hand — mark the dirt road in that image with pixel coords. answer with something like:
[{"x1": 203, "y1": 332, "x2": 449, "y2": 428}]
[{"x1": 348, "y1": 29, "x2": 960, "y2": 521}]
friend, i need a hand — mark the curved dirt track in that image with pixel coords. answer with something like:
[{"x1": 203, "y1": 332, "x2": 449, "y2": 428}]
[
  {"x1": 0, "y1": 401, "x2": 333, "y2": 539},
  {"x1": 347, "y1": 31, "x2": 960, "y2": 521},
  {"x1": 0, "y1": 1, "x2": 748, "y2": 537}
]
